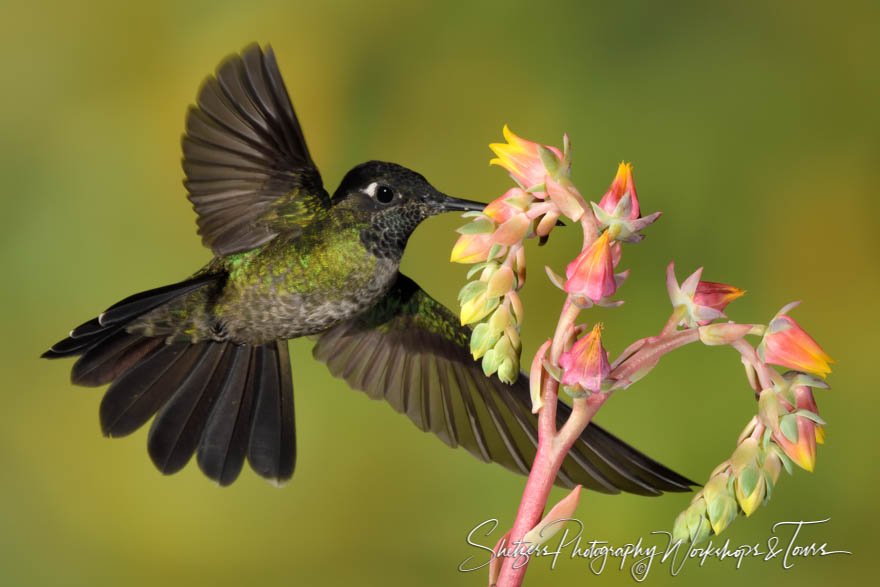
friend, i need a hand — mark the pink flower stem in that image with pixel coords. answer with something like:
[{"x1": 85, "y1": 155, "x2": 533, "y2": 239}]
[
  {"x1": 496, "y1": 383, "x2": 604, "y2": 587},
  {"x1": 579, "y1": 213, "x2": 598, "y2": 249},
  {"x1": 549, "y1": 299, "x2": 580, "y2": 360},
  {"x1": 611, "y1": 308, "x2": 687, "y2": 371},
  {"x1": 610, "y1": 337, "x2": 650, "y2": 370},
  {"x1": 495, "y1": 213, "x2": 690, "y2": 587},
  {"x1": 496, "y1": 311, "x2": 702, "y2": 586},
  {"x1": 503, "y1": 244, "x2": 519, "y2": 268},
  {"x1": 525, "y1": 202, "x2": 555, "y2": 219},
  {"x1": 730, "y1": 338, "x2": 777, "y2": 391},
  {"x1": 660, "y1": 306, "x2": 688, "y2": 337},
  {"x1": 609, "y1": 329, "x2": 701, "y2": 386},
  {"x1": 496, "y1": 296, "x2": 583, "y2": 587}
]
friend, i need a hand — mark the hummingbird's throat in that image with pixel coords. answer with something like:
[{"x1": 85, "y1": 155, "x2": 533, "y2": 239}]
[{"x1": 360, "y1": 203, "x2": 435, "y2": 261}]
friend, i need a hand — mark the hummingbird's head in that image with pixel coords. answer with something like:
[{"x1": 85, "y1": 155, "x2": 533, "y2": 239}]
[{"x1": 333, "y1": 161, "x2": 485, "y2": 260}]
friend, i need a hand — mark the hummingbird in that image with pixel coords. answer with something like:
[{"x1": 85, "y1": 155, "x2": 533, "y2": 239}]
[{"x1": 43, "y1": 44, "x2": 694, "y2": 494}]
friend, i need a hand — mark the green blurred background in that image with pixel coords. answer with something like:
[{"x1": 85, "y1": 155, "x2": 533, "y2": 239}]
[{"x1": 2, "y1": 0, "x2": 876, "y2": 585}]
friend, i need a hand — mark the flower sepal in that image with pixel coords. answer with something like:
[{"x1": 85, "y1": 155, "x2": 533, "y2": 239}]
[{"x1": 590, "y1": 200, "x2": 662, "y2": 243}]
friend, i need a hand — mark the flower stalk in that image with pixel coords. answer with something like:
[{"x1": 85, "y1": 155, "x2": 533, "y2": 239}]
[{"x1": 452, "y1": 127, "x2": 834, "y2": 586}]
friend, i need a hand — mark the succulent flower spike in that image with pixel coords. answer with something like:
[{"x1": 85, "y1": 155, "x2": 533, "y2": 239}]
[
  {"x1": 490, "y1": 125, "x2": 566, "y2": 190},
  {"x1": 758, "y1": 302, "x2": 834, "y2": 378}
]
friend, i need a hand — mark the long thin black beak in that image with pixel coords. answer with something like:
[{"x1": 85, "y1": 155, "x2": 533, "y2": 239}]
[{"x1": 436, "y1": 192, "x2": 486, "y2": 213}]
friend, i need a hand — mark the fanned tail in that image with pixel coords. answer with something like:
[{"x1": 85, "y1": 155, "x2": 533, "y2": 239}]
[{"x1": 42, "y1": 276, "x2": 296, "y2": 486}]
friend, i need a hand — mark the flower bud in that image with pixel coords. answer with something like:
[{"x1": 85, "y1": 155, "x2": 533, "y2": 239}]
[
  {"x1": 698, "y1": 322, "x2": 753, "y2": 346},
  {"x1": 707, "y1": 492, "x2": 738, "y2": 534},
  {"x1": 734, "y1": 463, "x2": 765, "y2": 517},
  {"x1": 492, "y1": 213, "x2": 530, "y2": 246},
  {"x1": 771, "y1": 386, "x2": 821, "y2": 471},
  {"x1": 598, "y1": 162, "x2": 639, "y2": 219},
  {"x1": 564, "y1": 232, "x2": 618, "y2": 303},
  {"x1": 487, "y1": 265, "x2": 515, "y2": 298},
  {"x1": 450, "y1": 233, "x2": 495, "y2": 264},
  {"x1": 488, "y1": 303, "x2": 511, "y2": 335},
  {"x1": 759, "y1": 305, "x2": 834, "y2": 378},
  {"x1": 469, "y1": 322, "x2": 499, "y2": 360},
  {"x1": 460, "y1": 290, "x2": 498, "y2": 325}
]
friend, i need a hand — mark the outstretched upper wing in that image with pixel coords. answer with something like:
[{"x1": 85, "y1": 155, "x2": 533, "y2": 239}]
[
  {"x1": 313, "y1": 273, "x2": 696, "y2": 495},
  {"x1": 183, "y1": 44, "x2": 330, "y2": 256}
]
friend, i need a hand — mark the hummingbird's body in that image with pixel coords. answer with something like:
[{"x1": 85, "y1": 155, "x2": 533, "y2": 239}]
[
  {"x1": 44, "y1": 44, "x2": 695, "y2": 495},
  {"x1": 132, "y1": 206, "x2": 396, "y2": 345}
]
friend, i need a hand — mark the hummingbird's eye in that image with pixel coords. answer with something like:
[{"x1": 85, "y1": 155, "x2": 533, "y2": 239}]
[{"x1": 376, "y1": 185, "x2": 395, "y2": 204}]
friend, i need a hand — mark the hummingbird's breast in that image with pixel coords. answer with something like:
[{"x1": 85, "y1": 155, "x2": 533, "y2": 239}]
[{"x1": 213, "y1": 220, "x2": 398, "y2": 345}]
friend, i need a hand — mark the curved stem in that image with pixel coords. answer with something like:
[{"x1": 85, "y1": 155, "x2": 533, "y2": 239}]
[
  {"x1": 609, "y1": 328, "x2": 700, "y2": 385},
  {"x1": 731, "y1": 338, "x2": 776, "y2": 391},
  {"x1": 549, "y1": 298, "x2": 579, "y2": 361}
]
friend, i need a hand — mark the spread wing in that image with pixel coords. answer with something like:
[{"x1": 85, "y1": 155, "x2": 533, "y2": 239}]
[
  {"x1": 183, "y1": 44, "x2": 330, "y2": 256},
  {"x1": 313, "y1": 274, "x2": 696, "y2": 495}
]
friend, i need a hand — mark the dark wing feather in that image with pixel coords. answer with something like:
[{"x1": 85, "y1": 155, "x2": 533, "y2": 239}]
[
  {"x1": 313, "y1": 274, "x2": 696, "y2": 495},
  {"x1": 183, "y1": 44, "x2": 329, "y2": 255}
]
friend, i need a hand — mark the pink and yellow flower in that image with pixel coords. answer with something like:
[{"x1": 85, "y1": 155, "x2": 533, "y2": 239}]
[
  {"x1": 564, "y1": 231, "x2": 617, "y2": 303},
  {"x1": 598, "y1": 162, "x2": 639, "y2": 219},
  {"x1": 694, "y1": 281, "x2": 746, "y2": 317},
  {"x1": 450, "y1": 233, "x2": 497, "y2": 264},
  {"x1": 590, "y1": 162, "x2": 661, "y2": 242},
  {"x1": 771, "y1": 386, "x2": 822, "y2": 471},
  {"x1": 559, "y1": 324, "x2": 610, "y2": 392},
  {"x1": 490, "y1": 125, "x2": 564, "y2": 190},
  {"x1": 666, "y1": 263, "x2": 743, "y2": 327},
  {"x1": 759, "y1": 306, "x2": 834, "y2": 378}
]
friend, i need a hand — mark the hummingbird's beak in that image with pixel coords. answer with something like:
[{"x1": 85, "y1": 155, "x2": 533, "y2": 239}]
[{"x1": 434, "y1": 192, "x2": 486, "y2": 213}]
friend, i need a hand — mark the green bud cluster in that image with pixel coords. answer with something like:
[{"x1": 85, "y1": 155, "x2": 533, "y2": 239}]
[
  {"x1": 673, "y1": 417, "x2": 790, "y2": 544},
  {"x1": 458, "y1": 259, "x2": 523, "y2": 384}
]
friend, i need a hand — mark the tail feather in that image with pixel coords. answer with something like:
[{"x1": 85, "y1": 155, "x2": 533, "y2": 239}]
[
  {"x1": 74, "y1": 331, "x2": 164, "y2": 387},
  {"x1": 247, "y1": 342, "x2": 296, "y2": 483},
  {"x1": 43, "y1": 274, "x2": 296, "y2": 486},
  {"x1": 42, "y1": 274, "x2": 222, "y2": 362},
  {"x1": 100, "y1": 342, "x2": 202, "y2": 437},
  {"x1": 147, "y1": 342, "x2": 235, "y2": 475},
  {"x1": 97, "y1": 273, "x2": 220, "y2": 327},
  {"x1": 198, "y1": 346, "x2": 258, "y2": 486}
]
